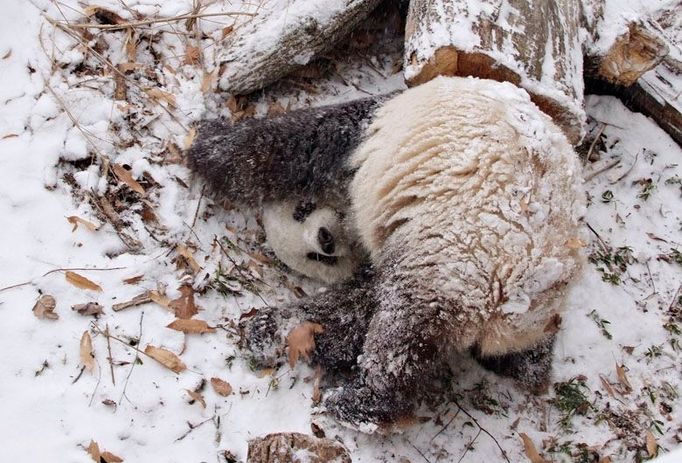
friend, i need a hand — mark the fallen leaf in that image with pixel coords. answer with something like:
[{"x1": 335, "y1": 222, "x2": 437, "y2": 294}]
[
  {"x1": 221, "y1": 25, "x2": 234, "y2": 39},
  {"x1": 183, "y1": 127, "x2": 197, "y2": 150},
  {"x1": 287, "y1": 322, "x2": 324, "y2": 368},
  {"x1": 210, "y1": 377, "x2": 232, "y2": 396},
  {"x1": 167, "y1": 319, "x2": 215, "y2": 334},
  {"x1": 184, "y1": 45, "x2": 201, "y2": 65},
  {"x1": 149, "y1": 290, "x2": 171, "y2": 309},
  {"x1": 646, "y1": 430, "x2": 658, "y2": 457},
  {"x1": 123, "y1": 275, "x2": 143, "y2": 285},
  {"x1": 599, "y1": 375, "x2": 616, "y2": 398},
  {"x1": 101, "y1": 451, "x2": 123, "y2": 463},
  {"x1": 72, "y1": 302, "x2": 104, "y2": 317},
  {"x1": 239, "y1": 307, "x2": 259, "y2": 320},
  {"x1": 32, "y1": 294, "x2": 58, "y2": 320},
  {"x1": 65, "y1": 271, "x2": 103, "y2": 292},
  {"x1": 519, "y1": 433, "x2": 547, "y2": 463},
  {"x1": 83, "y1": 6, "x2": 126, "y2": 25},
  {"x1": 616, "y1": 363, "x2": 632, "y2": 392},
  {"x1": 200, "y1": 70, "x2": 217, "y2": 93},
  {"x1": 169, "y1": 284, "x2": 199, "y2": 319},
  {"x1": 67, "y1": 215, "x2": 100, "y2": 232},
  {"x1": 124, "y1": 28, "x2": 136, "y2": 62},
  {"x1": 144, "y1": 345, "x2": 186, "y2": 373},
  {"x1": 111, "y1": 164, "x2": 145, "y2": 195},
  {"x1": 186, "y1": 389, "x2": 206, "y2": 408},
  {"x1": 145, "y1": 88, "x2": 176, "y2": 107},
  {"x1": 86, "y1": 440, "x2": 101, "y2": 461},
  {"x1": 80, "y1": 331, "x2": 95, "y2": 372},
  {"x1": 176, "y1": 244, "x2": 201, "y2": 273},
  {"x1": 646, "y1": 232, "x2": 668, "y2": 243}
]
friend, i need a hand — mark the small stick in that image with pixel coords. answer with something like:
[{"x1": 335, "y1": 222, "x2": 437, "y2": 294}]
[
  {"x1": 453, "y1": 399, "x2": 511, "y2": 463},
  {"x1": 584, "y1": 159, "x2": 621, "y2": 182},
  {"x1": 61, "y1": 11, "x2": 256, "y2": 31},
  {"x1": 585, "y1": 123, "x2": 606, "y2": 162},
  {"x1": 0, "y1": 265, "x2": 126, "y2": 293},
  {"x1": 112, "y1": 292, "x2": 152, "y2": 311},
  {"x1": 105, "y1": 324, "x2": 116, "y2": 386}
]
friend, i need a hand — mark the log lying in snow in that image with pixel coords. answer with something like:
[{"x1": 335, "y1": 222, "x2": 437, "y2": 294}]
[
  {"x1": 403, "y1": 0, "x2": 586, "y2": 144},
  {"x1": 218, "y1": 0, "x2": 382, "y2": 95}
]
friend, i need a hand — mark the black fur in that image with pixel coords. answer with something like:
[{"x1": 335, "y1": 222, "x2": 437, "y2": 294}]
[{"x1": 187, "y1": 96, "x2": 388, "y2": 208}]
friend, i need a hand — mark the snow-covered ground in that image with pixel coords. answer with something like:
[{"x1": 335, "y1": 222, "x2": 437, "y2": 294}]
[{"x1": 1, "y1": 1, "x2": 680, "y2": 462}]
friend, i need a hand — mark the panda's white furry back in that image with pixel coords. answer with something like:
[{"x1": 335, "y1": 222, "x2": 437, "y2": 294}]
[{"x1": 350, "y1": 76, "x2": 585, "y2": 355}]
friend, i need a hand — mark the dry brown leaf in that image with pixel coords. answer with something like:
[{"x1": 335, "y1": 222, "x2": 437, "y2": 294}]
[
  {"x1": 287, "y1": 322, "x2": 324, "y2": 368},
  {"x1": 87, "y1": 440, "x2": 101, "y2": 461},
  {"x1": 645, "y1": 430, "x2": 658, "y2": 457},
  {"x1": 210, "y1": 377, "x2": 233, "y2": 397},
  {"x1": 599, "y1": 375, "x2": 616, "y2": 398},
  {"x1": 519, "y1": 433, "x2": 548, "y2": 463},
  {"x1": 67, "y1": 215, "x2": 100, "y2": 232},
  {"x1": 83, "y1": 6, "x2": 126, "y2": 25},
  {"x1": 65, "y1": 271, "x2": 103, "y2": 292},
  {"x1": 169, "y1": 285, "x2": 199, "y2": 319},
  {"x1": 167, "y1": 319, "x2": 215, "y2": 334},
  {"x1": 616, "y1": 363, "x2": 632, "y2": 392},
  {"x1": 72, "y1": 302, "x2": 104, "y2": 317},
  {"x1": 145, "y1": 88, "x2": 176, "y2": 107},
  {"x1": 184, "y1": 45, "x2": 201, "y2": 65},
  {"x1": 111, "y1": 164, "x2": 145, "y2": 195},
  {"x1": 186, "y1": 389, "x2": 206, "y2": 408},
  {"x1": 123, "y1": 275, "x2": 143, "y2": 285},
  {"x1": 176, "y1": 244, "x2": 201, "y2": 273},
  {"x1": 124, "y1": 28, "x2": 137, "y2": 62},
  {"x1": 32, "y1": 294, "x2": 58, "y2": 320},
  {"x1": 200, "y1": 70, "x2": 217, "y2": 93},
  {"x1": 149, "y1": 290, "x2": 171, "y2": 309},
  {"x1": 144, "y1": 345, "x2": 186, "y2": 373},
  {"x1": 101, "y1": 451, "x2": 123, "y2": 463},
  {"x1": 221, "y1": 25, "x2": 234, "y2": 39},
  {"x1": 565, "y1": 237, "x2": 587, "y2": 249},
  {"x1": 183, "y1": 127, "x2": 197, "y2": 150},
  {"x1": 80, "y1": 331, "x2": 95, "y2": 372},
  {"x1": 598, "y1": 457, "x2": 612, "y2": 463}
]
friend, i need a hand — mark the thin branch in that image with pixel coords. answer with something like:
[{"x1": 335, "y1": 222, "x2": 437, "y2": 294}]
[
  {"x1": 61, "y1": 11, "x2": 256, "y2": 31},
  {"x1": 0, "y1": 266, "x2": 126, "y2": 293},
  {"x1": 453, "y1": 399, "x2": 511, "y2": 463},
  {"x1": 105, "y1": 324, "x2": 116, "y2": 386}
]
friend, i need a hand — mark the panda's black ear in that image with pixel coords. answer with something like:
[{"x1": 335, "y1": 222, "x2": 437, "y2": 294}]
[{"x1": 292, "y1": 201, "x2": 316, "y2": 223}]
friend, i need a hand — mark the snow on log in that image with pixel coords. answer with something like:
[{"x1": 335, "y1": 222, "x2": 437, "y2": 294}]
[
  {"x1": 404, "y1": 0, "x2": 586, "y2": 144},
  {"x1": 218, "y1": 0, "x2": 382, "y2": 95},
  {"x1": 247, "y1": 432, "x2": 351, "y2": 463}
]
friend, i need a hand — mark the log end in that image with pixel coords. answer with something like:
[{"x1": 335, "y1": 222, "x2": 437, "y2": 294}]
[{"x1": 406, "y1": 48, "x2": 583, "y2": 144}]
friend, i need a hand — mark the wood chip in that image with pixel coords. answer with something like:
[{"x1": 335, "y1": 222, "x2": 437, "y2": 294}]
[
  {"x1": 32, "y1": 294, "x2": 58, "y2": 320},
  {"x1": 122, "y1": 275, "x2": 143, "y2": 285},
  {"x1": 67, "y1": 215, "x2": 100, "y2": 232},
  {"x1": 169, "y1": 284, "x2": 198, "y2": 319},
  {"x1": 145, "y1": 88, "x2": 176, "y2": 108},
  {"x1": 184, "y1": 45, "x2": 201, "y2": 65},
  {"x1": 144, "y1": 345, "x2": 186, "y2": 373},
  {"x1": 111, "y1": 164, "x2": 145, "y2": 195},
  {"x1": 519, "y1": 433, "x2": 548, "y2": 463},
  {"x1": 80, "y1": 331, "x2": 95, "y2": 372},
  {"x1": 149, "y1": 290, "x2": 171, "y2": 309},
  {"x1": 167, "y1": 319, "x2": 215, "y2": 334},
  {"x1": 186, "y1": 389, "x2": 206, "y2": 408},
  {"x1": 112, "y1": 292, "x2": 151, "y2": 312},
  {"x1": 65, "y1": 271, "x2": 103, "y2": 292},
  {"x1": 287, "y1": 322, "x2": 323, "y2": 368},
  {"x1": 210, "y1": 377, "x2": 233, "y2": 397}
]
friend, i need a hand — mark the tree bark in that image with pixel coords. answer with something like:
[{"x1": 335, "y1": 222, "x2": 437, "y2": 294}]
[
  {"x1": 218, "y1": 0, "x2": 382, "y2": 95},
  {"x1": 404, "y1": 0, "x2": 586, "y2": 144}
]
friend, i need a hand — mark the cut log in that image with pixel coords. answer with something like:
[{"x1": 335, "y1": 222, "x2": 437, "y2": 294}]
[
  {"x1": 218, "y1": 0, "x2": 382, "y2": 95},
  {"x1": 247, "y1": 432, "x2": 351, "y2": 463},
  {"x1": 404, "y1": 0, "x2": 586, "y2": 144}
]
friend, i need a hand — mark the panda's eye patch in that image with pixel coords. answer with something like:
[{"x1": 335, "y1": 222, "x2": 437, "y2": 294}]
[
  {"x1": 317, "y1": 227, "x2": 335, "y2": 255},
  {"x1": 292, "y1": 201, "x2": 316, "y2": 222}
]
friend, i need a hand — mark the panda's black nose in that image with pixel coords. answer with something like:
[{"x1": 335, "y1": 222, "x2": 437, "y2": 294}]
[{"x1": 318, "y1": 227, "x2": 335, "y2": 255}]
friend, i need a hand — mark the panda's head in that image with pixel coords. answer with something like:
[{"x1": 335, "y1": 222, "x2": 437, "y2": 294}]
[{"x1": 262, "y1": 201, "x2": 360, "y2": 284}]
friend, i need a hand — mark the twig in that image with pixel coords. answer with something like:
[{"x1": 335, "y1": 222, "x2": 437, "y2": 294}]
[
  {"x1": 191, "y1": 184, "x2": 206, "y2": 228},
  {"x1": 457, "y1": 427, "x2": 482, "y2": 463},
  {"x1": 105, "y1": 324, "x2": 116, "y2": 386},
  {"x1": 453, "y1": 399, "x2": 511, "y2": 463},
  {"x1": 72, "y1": 365, "x2": 86, "y2": 384},
  {"x1": 175, "y1": 416, "x2": 215, "y2": 442},
  {"x1": 430, "y1": 409, "x2": 460, "y2": 443},
  {"x1": 0, "y1": 265, "x2": 126, "y2": 293},
  {"x1": 214, "y1": 235, "x2": 269, "y2": 307},
  {"x1": 87, "y1": 191, "x2": 143, "y2": 251},
  {"x1": 119, "y1": 312, "x2": 144, "y2": 405},
  {"x1": 586, "y1": 222, "x2": 610, "y2": 254},
  {"x1": 584, "y1": 159, "x2": 621, "y2": 182},
  {"x1": 667, "y1": 284, "x2": 681, "y2": 312},
  {"x1": 585, "y1": 123, "x2": 606, "y2": 163},
  {"x1": 112, "y1": 291, "x2": 152, "y2": 311},
  {"x1": 89, "y1": 357, "x2": 103, "y2": 407},
  {"x1": 407, "y1": 438, "x2": 432, "y2": 463},
  {"x1": 610, "y1": 151, "x2": 640, "y2": 184},
  {"x1": 61, "y1": 11, "x2": 256, "y2": 31}
]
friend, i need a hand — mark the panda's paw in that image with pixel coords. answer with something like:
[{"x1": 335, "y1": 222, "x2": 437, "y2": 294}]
[
  {"x1": 239, "y1": 309, "x2": 285, "y2": 369},
  {"x1": 324, "y1": 384, "x2": 404, "y2": 432}
]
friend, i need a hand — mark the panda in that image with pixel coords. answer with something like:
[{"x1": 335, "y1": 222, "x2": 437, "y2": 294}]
[
  {"x1": 262, "y1": 200, "x2": 363, "y2": 284},
  {"x1": 188, "y1": 76, "x2": 586, "y2": 430}
]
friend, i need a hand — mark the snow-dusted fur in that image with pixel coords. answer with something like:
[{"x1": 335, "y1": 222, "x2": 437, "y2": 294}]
[
  {"x1": 262, "y1": 201, "x2": 362, "y2": 284},
  {"x1": 188, "y1": 76, "x2": 585, "y2": 429}
]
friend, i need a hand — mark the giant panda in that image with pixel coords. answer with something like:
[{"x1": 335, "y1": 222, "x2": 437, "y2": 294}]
[{"x1": 188, "y1": 76, "x2": 586, "y2": 430}]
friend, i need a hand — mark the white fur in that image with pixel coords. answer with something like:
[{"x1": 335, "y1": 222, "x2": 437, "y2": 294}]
[
  {"x1": 349, "y1": 76, "x2": 586, "y2": 355},
  {"x1": 263, "y1": 202, "x2": 360, "y2": 284}
]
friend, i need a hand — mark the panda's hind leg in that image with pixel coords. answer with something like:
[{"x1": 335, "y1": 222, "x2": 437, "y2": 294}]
[{"x1": 471, "y1": 335, "x2": 556, "y2": 393}]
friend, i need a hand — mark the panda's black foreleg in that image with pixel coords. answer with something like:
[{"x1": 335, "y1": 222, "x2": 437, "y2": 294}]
[
  {"x1": 239, "y1": 267, "x2": 377, "y2": 372},
  {"x1": 470, "y1": 335, "x2": 556, "y2": 393},
  {"x1": 187, "y1": 96, "x2": 386, "y2": 207},
  {"x1": 324, "y1": 276, "x2": 446, "y2": 427}
]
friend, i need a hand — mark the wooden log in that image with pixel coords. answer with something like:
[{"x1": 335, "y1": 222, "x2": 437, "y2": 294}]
[
  {"x1": 218, "y1": 0, "x2": 382, "y2": 95},
  {"x1": 404, "y1": 0, "x2": 586, "y2": 144}
]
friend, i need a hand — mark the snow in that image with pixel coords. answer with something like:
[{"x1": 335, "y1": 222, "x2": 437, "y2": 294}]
[{"x1": 1, "y1": 1, "x2": 681, "y2": 462}]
